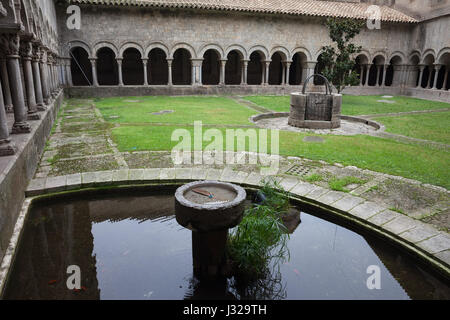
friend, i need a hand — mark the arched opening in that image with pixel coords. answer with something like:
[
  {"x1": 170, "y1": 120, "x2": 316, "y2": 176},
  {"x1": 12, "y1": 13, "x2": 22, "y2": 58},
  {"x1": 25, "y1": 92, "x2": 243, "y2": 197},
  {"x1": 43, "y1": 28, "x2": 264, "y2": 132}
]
[
  {"x1": 248, "y1": 51, "x2": 264, "y2": 85},
  {"x1": 225, "y1": 50, "x2": 242, "y2": 85},
  {"x1": 202, "y1": 50, "x2": 220, "y2": 85},
  {"x1": 385, "y1": 56, "x2": 401, "y2": 87},
  {"x1": 314, "y1": 54, "x2": 326, "y2": 85},
  {"x1": 122, "y1": 48, "x2": 144, "y2": 85},
  {"x1": 368, "y1": 56, "x2": 385, "y2": 86},
  {"x1": 70, "y1": 47, "x2": 92, "y2": 86},
  {"x1": 289, "y1": 52, "x2": 306, "y2": 85},
  {"x1": 354, "y1": 54, "x2": 369, "y2": 86},
  {"x1": 269, "y1": 52, "x2": 283, "y2": 85},
  {"x1": 438, "y1": 53, "x2": 450, "y2": 90},
  {"x1": 172, "y1": 49, "x2": 191, "y2": 85},
  {"x1": 408, "y1": 55, "x2": 420, "y2": 87},
  {"x1": 148, "y1": 48, "x2": 168, "y2": 85},
  {"x1": 421, "y1": 54, "x2": 435, "y2": 88},
  {"x1": 97, "y1": 47, "x2": 118, "y2": 85}
]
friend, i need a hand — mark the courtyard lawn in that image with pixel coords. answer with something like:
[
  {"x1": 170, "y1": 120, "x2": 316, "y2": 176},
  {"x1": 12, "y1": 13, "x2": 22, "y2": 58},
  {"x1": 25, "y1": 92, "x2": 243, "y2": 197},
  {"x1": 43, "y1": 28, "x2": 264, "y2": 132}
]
[
  {"x1": 375, "y1": 111, "x2": 450, "y2": 144},
  {"x1": 111, "y1": 125, "x2": 450, "y2": 188},
  {"x1": 95, "y1": 96, "x2": 258, "y2": 126},
  {"x1": 243, "y1": 95, "x2": 450, "y2": 115}
]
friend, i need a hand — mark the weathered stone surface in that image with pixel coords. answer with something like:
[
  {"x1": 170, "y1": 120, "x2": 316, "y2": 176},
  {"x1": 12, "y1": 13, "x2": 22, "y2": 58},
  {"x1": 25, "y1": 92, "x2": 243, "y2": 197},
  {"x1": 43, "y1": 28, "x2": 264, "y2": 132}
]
[
  {"x1": 175, "y1": 167, "x2": 192, "y2": 180},
  {"x1": 81, "y1": 172, "x2": 97, "y2": 187},
  {"x1": 112, "y1": 169, "x2": 129, "y2": 184},
  {"x1": 244, "y1": 172, "x2": 264, "y2": 186},
  {"x1": 279, "y1": 177, "x2": 300, "y2": 192},
  {"x1": 66, "y1": 173, "x2": 82, "y2": 190},
  {"x1": 417, "y1": 234, "x2": 450, "y2": 254},
  {"x1": 143, "y1": 168, "x2": 161, "y2": 180},
  {"x1": 291, "y1": 182, "x2": 316, "y2": 197},
  {"x1": 44, "y1": 176, "x2": 67, "y2": 193},
  {"x1": 367, "y1": 209, "x2": 402, "y2": 226},
  {"x1": 349, "y1": 201, "x2": 387, "y2": 220},
  {"x1": 434, "y1": 250, "x2": 450, "y2": 266},
  {"x1": 316, "y1": 190, "x2": 346, "y2": 205},
  {"x1": 129, "y1": 169, "x2": 145, "y2": 181},
  {"x1": 206, "y1": 168, "x2": 223, "y2": 181},
  {"x1": 26, "y1": 178, "x2": 46, "y2": 197},
  {"x1": 400, "y1": 223, "x2": 441, "y2": 243},
  {"x1": 160, "y1": 168, "x2": 176, "y2": 180},
  {"x1": 383, "y1": 216, "x2": 420, "y2": 235},
  {"x1": 191, "y1": 168, "x2": 207, "y2": 180},
  {"x1": 332, "y1": 195, "x2": 365, "y2": 212},
  {"x1": 306, "y1": 186, "x2": 329, "y2": 200}
]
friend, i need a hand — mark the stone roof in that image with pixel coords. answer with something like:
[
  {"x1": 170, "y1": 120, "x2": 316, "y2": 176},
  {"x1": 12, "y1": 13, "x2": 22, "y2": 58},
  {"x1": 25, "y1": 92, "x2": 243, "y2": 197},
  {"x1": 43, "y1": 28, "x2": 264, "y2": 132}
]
[{"x1": 70, "y1": 0, "x2": 418, "y2": 23}]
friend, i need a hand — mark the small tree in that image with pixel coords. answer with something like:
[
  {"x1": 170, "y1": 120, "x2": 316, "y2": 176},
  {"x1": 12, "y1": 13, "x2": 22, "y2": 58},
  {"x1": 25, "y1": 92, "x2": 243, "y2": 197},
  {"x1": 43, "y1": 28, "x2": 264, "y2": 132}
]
[{"x1": 320, "y1": 18, "x2": 364, "y2": 93}]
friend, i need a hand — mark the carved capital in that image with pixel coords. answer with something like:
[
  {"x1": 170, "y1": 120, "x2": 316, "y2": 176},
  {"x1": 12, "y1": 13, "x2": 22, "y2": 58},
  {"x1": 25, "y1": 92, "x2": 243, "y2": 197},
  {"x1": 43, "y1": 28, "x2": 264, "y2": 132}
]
[
  {"x1": 20, "y1": 41, "x2": 33, "y2": 59},
  {"x1": 1, "y1": 34, "x2": 21, "y2": 56}
]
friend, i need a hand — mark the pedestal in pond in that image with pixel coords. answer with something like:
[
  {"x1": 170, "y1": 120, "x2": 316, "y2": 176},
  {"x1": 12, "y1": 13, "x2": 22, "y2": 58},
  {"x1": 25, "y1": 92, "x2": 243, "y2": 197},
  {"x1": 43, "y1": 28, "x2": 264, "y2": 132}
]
[
  {"x1": 175, "y1": 181, "x2": 246, "y2": 278},
  {"x1": 288, "y1": 74, "x2": 342, "y2": 129}
]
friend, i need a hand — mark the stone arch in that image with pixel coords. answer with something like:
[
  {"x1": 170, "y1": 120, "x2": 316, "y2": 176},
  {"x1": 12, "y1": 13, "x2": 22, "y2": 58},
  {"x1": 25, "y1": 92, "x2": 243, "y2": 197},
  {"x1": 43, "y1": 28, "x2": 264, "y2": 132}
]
[
  {"x1": 225, "y1": 49, "x2": 244, "y2": 85},
  {"x1": 291, "y1": 47, "x2": 313, "y2": 61},
  {"x1": 437, "y1": 47, "x2": 450, "y2": 64},
  {"x1": 270, "y1": 46, "x2": 290, "y2": 61},
  {"x1": 268, "y1": 51, "x2": 284, "y2": 85},
  {"x1": 409, "y1": 51, "x2": 421, "y2": 64},
  {"x1": 96, "y1": 47, "x2": 119, "y2": 86},
  {"x1": 225, "y1": 44, "x2": 247, "y2": 60},
  {"x1": 145, "y1": 42, "x2": 169, "y2": 58},
  {"x1": 119, "y1": 42, "x2": 144, "y2": 59},
  {"x1": 94, "y1": 41, "x2": 118, "y2": 58},
  {"x1": 172, "y1": 48, "x2": 192, "y2": 85},
  {"x1": 248, "y1": 45, "x2": 269, "y2": 61},
  {"x1": 421, "y1": 49, "x2": 436, "y2": 64},
  {"x1": 122, "y1": 47, "x2": 144, "y2": 85},
  {"x1": 198, "y1": 44, "x2": 225, "y2": 60},
  {"x1": 148, "y1": 47, "x2": 168, "y2": 85},
  {"x1": 70, "y1": 46, "x2": 93, "y2": 86},
  {"x1": 170, "y1": 43, "x2": 196, "y2": 59},
  {"x1": 66, "y1": 40, "x2": 92, "y2": 58},
  {"x1": 388, "y1": 51, "x2": 406, "y2": 64},
  {"x1": 372, "y1": 52, "x2": 387, "y2": 65}
]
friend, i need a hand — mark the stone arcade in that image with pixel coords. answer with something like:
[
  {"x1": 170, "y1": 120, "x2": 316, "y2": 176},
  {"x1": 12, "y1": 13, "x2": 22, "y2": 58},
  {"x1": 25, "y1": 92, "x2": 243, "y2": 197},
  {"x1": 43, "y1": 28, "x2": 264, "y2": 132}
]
[{"x1": 0, "y1": 0, "x2": 449, "y2": 268}]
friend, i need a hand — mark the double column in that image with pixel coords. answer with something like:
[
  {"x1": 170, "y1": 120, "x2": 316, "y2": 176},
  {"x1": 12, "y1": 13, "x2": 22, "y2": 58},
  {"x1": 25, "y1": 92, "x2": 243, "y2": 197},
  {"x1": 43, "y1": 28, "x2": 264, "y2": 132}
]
[
  {"x1": 191, "y1": 58, "x2": 203, "y2": 85},
  {"x1": 20, "y1": 41, "x2": 40, "y2": 120}
]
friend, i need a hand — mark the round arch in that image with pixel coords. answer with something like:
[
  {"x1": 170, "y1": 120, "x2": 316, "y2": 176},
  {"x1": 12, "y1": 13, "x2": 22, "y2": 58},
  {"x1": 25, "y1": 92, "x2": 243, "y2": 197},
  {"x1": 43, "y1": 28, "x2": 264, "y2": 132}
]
[
  {"x1": 145, "y1": 42, "x2": 170, "y2": 58},
  {"x1": 170, "y1": 43, "x2": 196, "y2": 59},
  {"x1": 198, "y1": 44, "x2": 225, "y2": 60},
  {"x1": 94, "y1": 41, "x2": 118, "y2": 58},
  {"x1": 248, "y1": 45, "x2": 269, "y2": 61},
  {"x1": 225, "y1": 45, "x2": 247, "y2": 60},
  {"x1": 119, "y1": 42, "x2": 144, "y2": 59},
  {"x1": 270, "y1": 46, "x2": 290, "y2": 61}
]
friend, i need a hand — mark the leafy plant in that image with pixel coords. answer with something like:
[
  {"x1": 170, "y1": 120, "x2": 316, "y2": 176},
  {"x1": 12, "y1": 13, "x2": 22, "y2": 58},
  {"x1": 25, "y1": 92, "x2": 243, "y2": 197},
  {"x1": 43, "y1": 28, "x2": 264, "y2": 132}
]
[{"x1": 320, "y1": 18, "x2": 364, "y2": 93}]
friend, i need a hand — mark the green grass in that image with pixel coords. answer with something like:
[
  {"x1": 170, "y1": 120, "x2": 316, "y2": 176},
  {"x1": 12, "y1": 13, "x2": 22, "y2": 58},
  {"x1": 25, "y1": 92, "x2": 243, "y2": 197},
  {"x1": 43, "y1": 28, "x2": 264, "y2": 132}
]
[
  {"x1": 243, "y1": 95, "x2": 450, "y2": 115},
  {"x1": 328, "y1": 176, "x2": 366, "y2": 192},
  {"x1": 375, "y1": 112, "x2": 450, "y2": 144},
  {"x1": 95, "y1": 96, "x2": 258, "y2": 126},
  {"x1": 111, "y1": 125, "x2": 450, "y2": 188},
  {"x1": 304, "y1": 173, "x2": 323, "y2": 183}
]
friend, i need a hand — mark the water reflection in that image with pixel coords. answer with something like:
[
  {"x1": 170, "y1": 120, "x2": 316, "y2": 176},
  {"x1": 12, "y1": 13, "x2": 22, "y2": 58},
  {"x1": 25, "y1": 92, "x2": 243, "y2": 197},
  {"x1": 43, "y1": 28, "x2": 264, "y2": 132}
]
[{"x1": 3, "y1": 192, "x2": 449, "y2": 300}]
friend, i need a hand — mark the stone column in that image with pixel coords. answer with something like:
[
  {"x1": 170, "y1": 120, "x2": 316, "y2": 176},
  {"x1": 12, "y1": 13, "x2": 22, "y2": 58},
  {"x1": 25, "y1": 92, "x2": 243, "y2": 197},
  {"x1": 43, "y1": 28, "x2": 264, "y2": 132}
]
[
  {"x1": 142, "y1": 58, "x2": 148, "y2": 86},
  {"x1": 285, "y1": 61, "x2": 291, "y2": 85},
  {"x1": 167, "y1": 58, "x2": 173, "y2": 85},
  {"x1": 32, "y1": 46, "x2": 45, "y2": 111},
  {"x1": 381, "y1": 64, "x2": 388, "y2": 86},
  {"x1": 443, "y1": 68, "x2": 449, "y2": 91},
  {"x1": 116, "y1": 58, "x2": 123, "y2": 86},
  {"x1": 65, "y1": 58, "x2": 73, "y2": 87},
  {"x1": 20, "y1": 41, "x2": 39, "y2": 120},
  {"x1": 219, "y1": 59, "x2": 226, "y2": 85},
  {"x1": 431, "y1": 64, "x2": 442, "y2": 89},
  {"x1": 375, "y1": 65, "x2": 381, "y2": 86},
  {"x1": 2, "y1": 34, "x2": 31, "y2": 133},
  {"x1": 364, "y1": 64, "x2": 372, "y2": 86},
  {"x1": 39, "y1": 49, "x2": 50, "y2": 104},
  {"x1": 0, "y1": 75, "x2": 16, "y2": 155},
  {"x1": 89, "y1": 58, "x2": 98, "y2": 86},
  {"x1": 241, "y1": 60, "x2": 248, "y2": 85},
  {"x1": 301, "y1": 61, "x2": 317, "y2": 84},
  {"x1": 0, "y1": 57, "x2": 13, "y2": 113},
  {"x1": 359, "y1": 65, "x2": 364, "y2": 86},
  {"x1": 281, "y1": 62, "x2": 286, "y2": 85},
  {"x1": 263, "y1": 60, "x2": 270, "y2": 85},
  {"x1": 416, "y1": 64, "x2": 425, "y2": 88},
  {"x1": 47, "y1": 53, "x2": 54, "y2": 96},
  {"x1": 191, "y1": 59, "x2": 203, "y2": 85}
]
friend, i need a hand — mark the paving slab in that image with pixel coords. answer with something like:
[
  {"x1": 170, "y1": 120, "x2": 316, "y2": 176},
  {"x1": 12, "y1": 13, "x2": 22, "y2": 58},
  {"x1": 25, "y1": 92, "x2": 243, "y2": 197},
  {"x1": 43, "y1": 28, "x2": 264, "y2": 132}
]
[
  {"x1": 81, "y1": 172, "x2": 97, "y2": 187},
  {"x1": 112, "y1": 169, "x2": 129, "y2": 184},
  {"x1": 332, "y1": 195, "x2": 366, "y2": 212},
  {"x1": 160, "y1": 168, "x2": 176, "y2": 180},
  {"x1": 349, "y1": 201, "x2": 387, "y2": 220},
  {"x1": 143, "y1": 168, "x2": 161, "y2": 181},
  {"x1": 400, "y1": 223, "x2": 441, "y2": 243},
  {"x1": 44, "y1": 176, "x2": 67, "y2": 193},
  {"x1": 26, "y1": 178, "x2": 46, "y2": 197},
  {"x1": 306, "y1": 186, "x2": 330, "y2": 200},
  {"x1": 279, "y1": 177, "x2": 300, "y2": 192},
  {"x1": 175, "y1": 167, "x2": 192, "y2": 180},
  {"x1": 66, "y1": 173, "x2": 82, "y2": 190},
  {"x1": 96, "y1": 170, "x2": 114, "y2": 185},
  {"x1": 417, "y1": 233, "x2": 450, "y2": 254},
  {"x1": 316, "y1": 190, "x2": 347, "y2": 205},
  {"x1": 206, "y1": 168, "x2": 223, "y2": 180},
  {"x1": 367, "y1": 209, "x2": 402, "y2": 226},
  {"x1": 434, "y1": 250, "x2": 450, "y2": 266},
  {"x1": 244, "y1": 172, "x2": 264, "y2": 186},
  {"x1": 191, "y1": 168, "x2": 207, "y2": 180},
  {"x1": 383, "y1": 216, "x2": 421, "y2": 235},
  {"x1": 291, "y1": 182, "x2": 316, "y2": 197},
  {"x1": 129, "y1": 169, "x2": 145, "y2": 181}
]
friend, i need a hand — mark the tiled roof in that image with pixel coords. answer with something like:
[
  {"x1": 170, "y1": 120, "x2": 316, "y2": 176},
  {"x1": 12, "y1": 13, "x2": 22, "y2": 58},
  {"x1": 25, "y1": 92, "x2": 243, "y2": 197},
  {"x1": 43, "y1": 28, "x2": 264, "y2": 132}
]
[{"x1": 70, "y1": 0, "x2": 418, "y2": 23}]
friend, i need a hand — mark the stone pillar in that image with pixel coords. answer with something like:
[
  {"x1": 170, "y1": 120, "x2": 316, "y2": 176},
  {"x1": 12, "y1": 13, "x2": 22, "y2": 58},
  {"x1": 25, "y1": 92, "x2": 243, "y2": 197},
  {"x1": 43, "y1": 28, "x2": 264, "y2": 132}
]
[
  {"x1": 263, "y1": 60, "x2": 270, "y2": 85},
  {"x1": 375, "y1": 65, "x2": 381, "y2": 86},
  {"x1": 167, "y1": 58, "x2": 173, "y2": 85},
  {"x1": 20, "y1": 42, "x2": 39, "y2": 120},
  {"x1": 432, "y1": 64, "x2": 442, "y2": 89},
  {"x1": 365, "y1": 64, "x2": 372, "y2": 86},
  {"x1": 47, "y1": 54, "x2": 54, "y2": 96},
  {"x1": 191, "y1": 59, "x2": 203, "y2": 85},
  {"x1": 142, "y1": 58, "x2": 148, "y2": 86},
  {"x1": 0, "y1": 57, "x2": 13, "y2": 113},
  {"x1": 285, "y1": 61, "x2": 291, "y2": 85},
  {"x1": 426, "y1": 65, "x2": 433, "y2": 88},
  {"x1": 90, "y1": 58, "x2": 98, "y2": 86},
  {"x1": 39, "y1": 49, "x2": 50, "y2": 104},
  {"x1": 417, "y1": 65, "x2": 425, "y2": 88},
  {"x1": 301, "y1": 61, "x2": 317, "y2": 84},
  {"x1": 359, "y1": 65, "x2": 364, "y2": 86},
  {"x1": 281, "y1": 62, "x2": 286, "y2": 85},
  {"x1": 65, "y1": 58, "x2": 73, "y2": 87},
  {"x1": 443, "y1": 68, "x2": 449, "y2": 91},
  {"x1": 116, "y1": 58, "x2": 123, "y2": 86},
  {"x1": 381, "y1": 64, "x2": 388, "y2": 86},
  {"x1": 0, "y1": 75, "x2": 16, "y2": 155},
  {"x1": 31, "y1": 46, "x2": 45, "y2": 111},
  {"x1": 2, "y1": 34, "x2": 31, "y2": 133},
  {"x1": 241, "y1": 60, "x2": 248, "y2": 85},
  {"x1": 219, "y1": 59, "x2": 226, "y2": 85}
]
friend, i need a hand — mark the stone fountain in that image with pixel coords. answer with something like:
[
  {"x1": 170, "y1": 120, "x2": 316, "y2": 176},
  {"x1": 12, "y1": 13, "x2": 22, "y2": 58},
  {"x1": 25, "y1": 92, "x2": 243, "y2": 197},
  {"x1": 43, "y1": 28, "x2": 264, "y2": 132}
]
[
  {"x1": 175, "y1": 181, "x2": 246, "y2": 278},
  {"x1": 289, "y1": 74, "x2": 342, "y2": 129}
]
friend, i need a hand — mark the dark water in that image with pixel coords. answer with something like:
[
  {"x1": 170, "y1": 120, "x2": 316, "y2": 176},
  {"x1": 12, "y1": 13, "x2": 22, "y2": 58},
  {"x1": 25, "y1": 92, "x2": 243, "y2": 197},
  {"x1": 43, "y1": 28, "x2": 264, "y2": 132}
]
[{"x1": 3, "y1": 191, "x2": 450, "y2": 300}]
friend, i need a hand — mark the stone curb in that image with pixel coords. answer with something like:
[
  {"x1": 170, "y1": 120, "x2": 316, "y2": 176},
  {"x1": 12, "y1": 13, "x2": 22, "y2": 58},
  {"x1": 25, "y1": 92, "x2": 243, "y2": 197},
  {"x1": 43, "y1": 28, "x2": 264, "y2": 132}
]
[{"x1": 23, "y1": 168, "x2": 450, "y2": 273}]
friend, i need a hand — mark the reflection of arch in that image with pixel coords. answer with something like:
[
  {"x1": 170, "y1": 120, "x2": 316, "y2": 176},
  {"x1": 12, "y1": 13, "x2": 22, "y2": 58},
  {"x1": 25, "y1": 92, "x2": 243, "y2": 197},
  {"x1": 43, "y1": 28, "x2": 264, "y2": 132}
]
[
  {"x1": 270, "y1": 46, "x2": 289, "y2": 61},
  {"x1": 145, "y1": 42, "x2": 169, "y2": 58},
  {"x1": 94, "y1": 41, "x2": 118, "y2": 58},
  {"x1": 198, "y1": 44, "x2": 224, "y2": 60},
  {"x1": 66, "y1": 40, "x2": 92, "y2": 58},
  {"x1": 170, "y1": 43, "x2": 196, "y2": 59},
  {"x1": 225, "y1": 44, "x2": 246, "y2": 60},
  {"x1": 119, "y1": 42, "x2": 144, "y2": 59},
  {"x1": 291, "y1": 47, "x2": 312, "y2": 61},
  {"x1": 248, "y1": 45, "x2": 269, "y2": 61}
]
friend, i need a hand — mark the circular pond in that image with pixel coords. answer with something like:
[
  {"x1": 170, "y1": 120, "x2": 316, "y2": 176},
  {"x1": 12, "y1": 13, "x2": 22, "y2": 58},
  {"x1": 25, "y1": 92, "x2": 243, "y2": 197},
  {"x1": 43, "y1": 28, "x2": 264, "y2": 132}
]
[{"x1": 3, "y1": 187, "x2": 449, "y2": 300}]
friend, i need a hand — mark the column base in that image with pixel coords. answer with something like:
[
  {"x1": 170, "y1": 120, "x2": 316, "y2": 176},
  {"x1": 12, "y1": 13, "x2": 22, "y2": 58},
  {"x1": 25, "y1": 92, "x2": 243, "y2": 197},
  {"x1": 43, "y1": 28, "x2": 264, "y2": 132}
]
[
  {"x1": 0, "y1": 139, "x2": 17, "y2": 156},
  {"x1": 27, "y1": 112, "x2": 41, "y2": 121},
  {"x1": 12, "y1": 122, "x2": 31, "y2": 134},
  {"x1": 37, "y1": 103, "x2": 47, "y2": 111}
]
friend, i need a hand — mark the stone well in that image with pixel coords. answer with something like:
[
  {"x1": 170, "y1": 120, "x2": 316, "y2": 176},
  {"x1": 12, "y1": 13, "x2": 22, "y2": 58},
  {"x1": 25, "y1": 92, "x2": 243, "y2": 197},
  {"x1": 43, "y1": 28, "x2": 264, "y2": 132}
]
[{"x1": 288, "y1": 74, "x2": 342, "y2": 129}]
